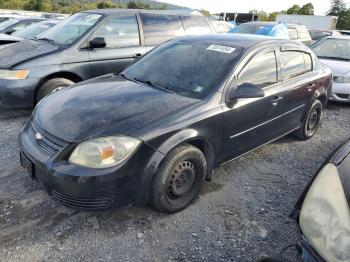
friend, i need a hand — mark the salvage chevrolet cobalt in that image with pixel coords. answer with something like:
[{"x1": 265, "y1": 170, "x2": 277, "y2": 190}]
[{"x1": 19, "y1": 34, "x2": 332, "y2": 213}]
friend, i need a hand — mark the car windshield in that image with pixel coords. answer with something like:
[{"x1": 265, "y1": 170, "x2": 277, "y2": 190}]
[
  {"x1": 13, "y1": 21, "x2": 56, "y2": 39},
  {"x1": 0, "y1": 17, "x2": 9, "y2": 23},
  {"x1": 309, "y1": 30, "x2": 331, "y2": 41},
  {"x1": 313, "y1": 38, "x2": 350, "y2": 61},
  {"x1": 36, "y1": 13, "x2": 102, "y2": 46},
  {"x1": 0, "y1": 19, "x2": 18, "y2": 31},
  {"x1": 123, "y1": 40, "x2": 242, "y2": 99}
]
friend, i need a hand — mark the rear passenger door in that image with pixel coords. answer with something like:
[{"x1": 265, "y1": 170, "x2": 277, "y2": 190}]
[
  {"x1": 139, "y1": 13, "x2": 185, "y2": 51},
  {"x1": 87, "y1": 14, "x2": 146, "y2": 78},
  {"x1": 273, "y1": 48, "x2": 316, "y2": 133}
]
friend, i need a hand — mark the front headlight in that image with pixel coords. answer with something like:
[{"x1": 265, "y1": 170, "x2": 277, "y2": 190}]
[
  {"x1": 0, "y1": 69, "x2": 29, "y2": 80},
  {"x1": 69, "y1": 136, "x2": 141, "y2": 169},
  {"x1": 300, "y1": 163, "x2": 350, "y2": 262},
  {"x1": 334, "y1": 76, "x2": 350, "y2": 83}
]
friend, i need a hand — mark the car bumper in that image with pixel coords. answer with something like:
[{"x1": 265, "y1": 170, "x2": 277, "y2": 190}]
[
  {"x1": 329, "y1": 82, "x2": 350, "y2": 103},
  {"x1": 18, "y1": 120, "x2": 159, "y2": 210},
  {"x1": 0, "y1": 77, "x2": 40, "y2": 108}
]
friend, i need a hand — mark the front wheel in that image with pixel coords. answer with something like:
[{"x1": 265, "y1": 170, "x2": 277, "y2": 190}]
[
  {"x1": 36, "y1": 78, "x2": 75, "y2": 103},
  {"x1": 150, "y1": 144, "x2": 207, "y2": 213},
  {"x1": 294, "y1": 99, "x2": 323, "y2": 140}
]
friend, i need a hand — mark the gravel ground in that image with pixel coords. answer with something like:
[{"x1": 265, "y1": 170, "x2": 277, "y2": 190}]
[{"x1": 0, "y1": 103, "x2": 349, "y2": 262}]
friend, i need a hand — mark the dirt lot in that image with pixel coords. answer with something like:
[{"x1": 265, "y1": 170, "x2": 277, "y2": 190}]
[{"x1": 0, "y1": 103, "x2": 349, "y2": 262}]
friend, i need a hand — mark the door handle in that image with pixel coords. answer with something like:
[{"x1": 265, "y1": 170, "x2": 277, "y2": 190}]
[{"x1": 271, "y1": 96, "x2": 283, "y2": 106}]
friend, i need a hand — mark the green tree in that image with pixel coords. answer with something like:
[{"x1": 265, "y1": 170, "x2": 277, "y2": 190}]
[
  {"x1": 298, "y1": 3, "x2": 314, "y2": 15},
  {"x1": 328, "y1": 0, "x2": 350, "y2": 29},
  {"x1": 267, "y1": 12, "x2": 279, "y2": 21},
  {"x1": 127, "y1": 1, "x2": 138, "y2": 9},
  {"x1": 286, "y1": 4, "x2": 300, "y2": 14},
  {"x1": 199, "y1": 9, "x2": 210, "y2": 16},
  {"x1": 97, "y1": 1, "x2": 115, "y2": 9}
]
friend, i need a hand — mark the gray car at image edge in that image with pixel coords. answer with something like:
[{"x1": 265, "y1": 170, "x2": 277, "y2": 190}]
[{"x1": 0, "y1": 9, "x2": 215, "y2": 109}]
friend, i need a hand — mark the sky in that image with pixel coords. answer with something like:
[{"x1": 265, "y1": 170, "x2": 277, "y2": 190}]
[{"x1": 157, "y1": 0, "x2": 350, "y2": 15}]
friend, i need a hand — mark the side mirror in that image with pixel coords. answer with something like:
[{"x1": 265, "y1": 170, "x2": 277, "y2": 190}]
[
  {"x1": 89, "y1": 37, "x2": 106, "y2": 49},
  {"x1": 5, "y1": 29, "x2": 15, "y2": 35},
  {"x1": 227, "y1": 83, "x2": 265, "y2": 102}
]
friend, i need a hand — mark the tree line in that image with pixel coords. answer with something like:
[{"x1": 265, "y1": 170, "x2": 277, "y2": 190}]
[{"x1": 254, "y1": 0, "x2": 350, "y2": 30}]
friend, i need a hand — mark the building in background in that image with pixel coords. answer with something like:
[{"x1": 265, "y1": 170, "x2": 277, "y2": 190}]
[{"x1": 276, "y1": 14, "x2": 338, "y2": 30}]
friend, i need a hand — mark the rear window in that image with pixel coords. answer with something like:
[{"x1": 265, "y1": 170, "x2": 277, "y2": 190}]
[
  {"x1": 281, "y1": 51, "x2": 312, "y2": 80},
  {"x1": 288, "y1": 28, "x2": 298, "y2": 40},
  {"x1": 140, "y1": 13, "x2": 184, "y2": 46},
  {"x1": 180, "y1": 16, "x2": 212, "y2": 35}
]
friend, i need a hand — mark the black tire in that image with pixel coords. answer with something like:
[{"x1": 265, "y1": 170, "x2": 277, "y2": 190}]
[
  {"x1": 36, "y1": 78, "x2": 74, "y2": 103},
  {"x1": 294, "y1": 99, "x2": 323, "y2": 140},
  {"x1": 150, "y1": 144, "x2": 207, "y2": 213}
]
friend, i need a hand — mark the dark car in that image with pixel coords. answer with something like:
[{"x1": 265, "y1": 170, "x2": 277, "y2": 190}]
[
  {"x1": 262, "y1": 139, "x2": 350, "y2": 262},
  {"x1": 0, "y1": 17, "x2": 45, "y2": 35},
  {"x1": 0, "y1": 20, "x2": 59, "y2": 46},
  {"x1": 19, "y1": 34, "x2": 332, "y2": 213},
  {"x1": 0, "y1": 9, "x2": 214, "y2": 109}
]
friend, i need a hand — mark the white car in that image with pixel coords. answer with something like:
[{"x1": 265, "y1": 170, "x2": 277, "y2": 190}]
[{"x1": 312, "y1": 36, "x2": 350, "y2": 102}]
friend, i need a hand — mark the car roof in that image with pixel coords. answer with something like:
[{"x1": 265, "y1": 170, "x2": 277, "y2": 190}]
[
  {"x1": 173, "y1": 33, "x2": 300, "y2": 49},
  {"x1": 83, "y1": 8, "x2": 204, "y2": 16}
]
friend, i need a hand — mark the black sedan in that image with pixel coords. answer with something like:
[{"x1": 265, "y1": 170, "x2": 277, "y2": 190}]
[{"x1": 19, "y1": 34, "x2": 332, "y2": 213}]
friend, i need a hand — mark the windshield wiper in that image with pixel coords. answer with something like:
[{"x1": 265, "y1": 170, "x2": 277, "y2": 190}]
[
  {"x1": 318, "y1": 56, "x2": 350, "y2": 61},
  {"x1": 133, "y1": 77, "x2": 176, "y2": 94},
  {"x1": 36, "y1": 37, "x2": 57, "y2": 45}
]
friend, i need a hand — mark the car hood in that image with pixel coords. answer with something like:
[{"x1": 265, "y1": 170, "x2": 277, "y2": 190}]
[
  {"x1": 0, "y1": 39, "x2": 58, "y2": 69},
  {"x1": 33, "y1": 74, "x2": 200, "y2": 142},
  {"x1": 320, "y1": 59, "x2": 350, "y2": 76}
]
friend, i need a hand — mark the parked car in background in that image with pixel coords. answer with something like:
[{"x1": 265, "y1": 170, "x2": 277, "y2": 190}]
[
  {"x1": 312, "y1": 36, "x2": 350, "y2": 103},
  {"x1": 308, "y1": 29, "x2": 341, "y2": 44},
  {"x1": 0, "y1": 14, "x2": 26, "y2": 23},
  {"x1": 0, "y1": 20, "x2": 58, "y2": 46},
  {"x1": 212, "y1": 20, "x2": 235, "y2": 33},
  {"x1": 0, "y1": 17, "x2": 45, "y2": 35},
  {"x1": 19, "y1": 34, "x2": 332, "y2": 212},
  {"x1": 340, "y1": 30, "x2": 350, "y2": 36},
  {"x1": 230, "y1": 22, "x2": 312, "y2": 45},
  {"x1": 0, "y1": 9, "x2": 214, "y2": 109}
]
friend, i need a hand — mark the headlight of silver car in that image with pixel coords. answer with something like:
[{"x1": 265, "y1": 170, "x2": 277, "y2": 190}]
[
  {"x1": 0, "y1": 69, "x2": 29, "y2": 80},
  {"x1": 300, "y1": 163, "x2": 350, "y2": 262},
  {"x1": 334, "y1": 76, "x2": 350, "y2": 83},
  {"x1": 69, "y1": 136, "x2": 141, "y2": 169}
]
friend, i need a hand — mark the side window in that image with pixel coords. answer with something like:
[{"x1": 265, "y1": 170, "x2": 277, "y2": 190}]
[
  {"x1": 238, "y1": 51, "x2": 278, "y2": 88},
  {"x1": 281, "y1": 51, "x2": 307, "y2": 80},
  {"x1": 12, "y1": 21, "x2": 35, "y2": 31},
  {"x1": 304, "y1": 53, "x2": 313, "y2": 72},
  {"x1": 93, "y1": 15, "x2": 140, "y2": 48},
  {"x1": 180, "y1": 16, "x2": 212, "y2": 35},
  {"x1": 288, "y1": 28, "x2": 298, "y2": 40},
  {"x1": 140, "y1": 13, "x2": 184, "y2": 46}
]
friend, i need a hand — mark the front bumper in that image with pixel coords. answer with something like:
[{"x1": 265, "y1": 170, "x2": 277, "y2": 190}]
[
  {"x1": 18, "y1": 120, "x2": 159, "y2": 210},
  {"x1": 0, "y1": 77, "x2": 40, "y2": 108},
  {"x1": 329, "y1": 82, "x2": 350, "y2": 103}
]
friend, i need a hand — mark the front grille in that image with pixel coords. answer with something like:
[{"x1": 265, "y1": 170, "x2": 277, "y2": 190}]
[
  {"x1": 28, "y1": 122, "x2": 67, "y2": 157},
  {"x1": 50, "y1": 190, "x2": 112, "y2": 209}
]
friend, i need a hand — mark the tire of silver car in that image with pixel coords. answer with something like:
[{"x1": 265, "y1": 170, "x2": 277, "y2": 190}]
[
  {"x1": 294, "y1": 99, "x2": 323, "y2": 140},
  {"x1": 150, "y1": 144, "x2": 207, "y2": 213},
  {"x1": 36, "y1": 78, "x2": 75, "y2": 103}
]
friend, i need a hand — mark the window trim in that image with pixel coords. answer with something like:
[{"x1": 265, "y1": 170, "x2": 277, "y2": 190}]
[
  {"x1": 236, "y1": 48, "x2": 279, "y2": 89},
  {"x1": 279, "y1": 49, "x2": 314, "y2": 82}
]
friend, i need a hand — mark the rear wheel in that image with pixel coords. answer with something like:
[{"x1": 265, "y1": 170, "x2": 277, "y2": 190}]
[
  {"x1": 36, "y1": 78, "x2": 74, "y2": 103},
  {"x1": 294, "y1": 99, "x2": 323, "y2": 140},
  {"x1": 150, "y1": 144, "x2": 207, "y2": 213}
]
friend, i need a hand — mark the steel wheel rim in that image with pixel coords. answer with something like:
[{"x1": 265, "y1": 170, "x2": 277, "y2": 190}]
[
  {"x1": 166, "y1": 161, "x2": 196, "y2": 200},
  {"x1": 306, "y1": 105, "x2": 321, "y2": 135}
]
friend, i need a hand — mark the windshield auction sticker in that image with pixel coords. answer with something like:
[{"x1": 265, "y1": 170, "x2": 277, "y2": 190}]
[{"x1": 207, "y1": 44, "x2": 236, "y2": 54}]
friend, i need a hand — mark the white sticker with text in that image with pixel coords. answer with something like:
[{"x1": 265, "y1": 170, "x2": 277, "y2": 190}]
[{"x1": 207, "y1": 44, "x2": 236, "y2": 54}]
